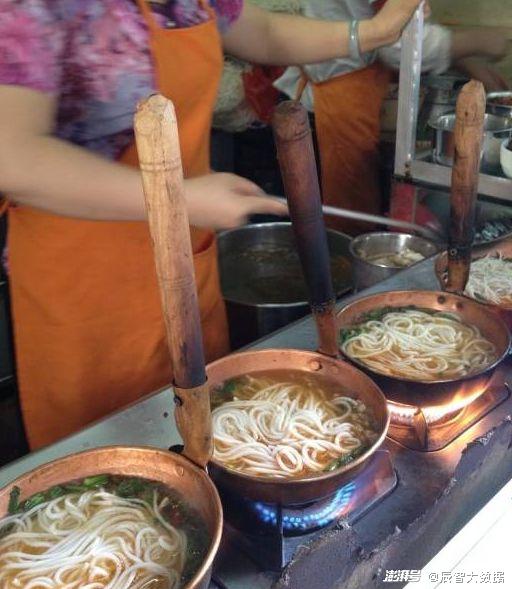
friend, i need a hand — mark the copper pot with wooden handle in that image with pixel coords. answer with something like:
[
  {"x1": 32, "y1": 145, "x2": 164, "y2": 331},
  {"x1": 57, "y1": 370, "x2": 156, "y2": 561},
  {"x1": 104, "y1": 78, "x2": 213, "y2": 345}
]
[
  {"x1": 435, "y1": 81, "x2": 512, "y2": 328},
  {"x1": 206, "y1": 101, "x2": 389, "y2": 504}
]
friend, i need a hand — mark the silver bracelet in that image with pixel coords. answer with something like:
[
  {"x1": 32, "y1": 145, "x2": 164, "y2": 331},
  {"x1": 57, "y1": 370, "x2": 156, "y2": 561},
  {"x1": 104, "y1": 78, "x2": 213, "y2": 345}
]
[{"x1": 349, "y1": 19, "x2": 376, "y2": 66}]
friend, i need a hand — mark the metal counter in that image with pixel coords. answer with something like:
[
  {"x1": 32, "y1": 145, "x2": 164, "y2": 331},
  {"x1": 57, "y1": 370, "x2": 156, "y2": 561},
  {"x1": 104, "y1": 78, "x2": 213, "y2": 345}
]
[{"x1": 0, "y1": 257, "x2": 438, "y2": 487}]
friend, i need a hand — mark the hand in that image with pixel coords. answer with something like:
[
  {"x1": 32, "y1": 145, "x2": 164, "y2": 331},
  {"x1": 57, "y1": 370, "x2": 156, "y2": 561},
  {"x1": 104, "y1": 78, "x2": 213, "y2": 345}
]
[
  {"x1": 184, "y1": 173, "x2": 288, "y2": 230},
  {"x1": 372, "y1": 0, "x2": 425, "y2": 46},
  {"x1": 456, "y1": 57, "x2": 510, "y2": 93}
]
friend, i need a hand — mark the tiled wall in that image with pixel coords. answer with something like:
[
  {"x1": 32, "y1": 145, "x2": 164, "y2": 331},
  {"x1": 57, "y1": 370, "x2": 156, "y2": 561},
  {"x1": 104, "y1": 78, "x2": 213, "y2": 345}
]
[{"x1": 431, "y1": 0, "x2": 512, "y2": 83}]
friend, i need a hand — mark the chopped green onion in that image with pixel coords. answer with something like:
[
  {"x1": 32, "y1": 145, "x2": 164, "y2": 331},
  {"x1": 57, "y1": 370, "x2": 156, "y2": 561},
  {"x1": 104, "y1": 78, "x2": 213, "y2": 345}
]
[{"x1": 7, "y1": 486, "x2": 20, "y2": 515}]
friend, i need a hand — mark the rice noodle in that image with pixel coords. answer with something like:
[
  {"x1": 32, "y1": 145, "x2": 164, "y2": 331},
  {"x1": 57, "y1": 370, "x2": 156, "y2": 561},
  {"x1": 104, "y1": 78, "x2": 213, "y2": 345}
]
[
  {"x1": 341, "y1": 308, "x2": 497, "y2": 381},
  {"x1": 0, "y1": 489, "x2": 187, "y2": 589},
  {"x1": 465, "y1": 254, "x2": 512, "y2": 306},
  {"x1": 212, "y1": 374, "x2": 377, "y2": 478}
]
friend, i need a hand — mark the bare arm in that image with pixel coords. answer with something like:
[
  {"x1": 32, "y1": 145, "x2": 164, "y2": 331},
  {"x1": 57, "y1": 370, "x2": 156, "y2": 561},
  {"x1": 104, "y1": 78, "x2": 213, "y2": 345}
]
[
  {"x1": 222, "y1": 0, "x2": 423, "y2": 66},
  {"x1": 0, "y1": 86, "x2": 286, "y2": 226}
]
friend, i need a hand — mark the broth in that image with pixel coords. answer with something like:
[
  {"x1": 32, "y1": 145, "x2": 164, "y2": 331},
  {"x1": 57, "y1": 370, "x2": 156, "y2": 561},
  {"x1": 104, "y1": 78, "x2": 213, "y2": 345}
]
[{"x1": 221, "y1": 244, "x2": 351, "y2": 305}]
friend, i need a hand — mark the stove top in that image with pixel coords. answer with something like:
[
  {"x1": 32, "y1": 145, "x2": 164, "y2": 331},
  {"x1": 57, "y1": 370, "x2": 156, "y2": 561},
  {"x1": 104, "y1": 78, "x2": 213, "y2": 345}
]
[
  {"x1": 208, "y1": 361, "x2": 512, "y2": 589},
  {"x1": 2, "y1": 258, "x2": 512, "y2": 589}
]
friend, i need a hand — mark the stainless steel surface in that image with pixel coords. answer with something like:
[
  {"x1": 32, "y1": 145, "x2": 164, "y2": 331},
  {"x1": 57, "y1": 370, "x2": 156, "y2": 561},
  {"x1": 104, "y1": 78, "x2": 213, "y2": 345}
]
[
  {"x1": 393, "y1": 7, "x2": 512, "y2": 203},
  {"x1": 418, "y1": 74, "x2": 466, "y2": 133},
  {"x1": 410, "y1": 159, "x2": 512, "y2": 202},
  {"x1": 217, "y1": 222, "x2": 352, "y2": 349},
  {"x1": 394, "y1": 3, "x2": 424, "y2": 178},
  {"x1": 431, "y1": 113, "x2": 512, "y2": 171},
  {"x1": 349, "y1": 232, "x2": 439, "y2": 290},
  {"x1": 487, "y1": 91, "x2": 512, "y2": 117}
]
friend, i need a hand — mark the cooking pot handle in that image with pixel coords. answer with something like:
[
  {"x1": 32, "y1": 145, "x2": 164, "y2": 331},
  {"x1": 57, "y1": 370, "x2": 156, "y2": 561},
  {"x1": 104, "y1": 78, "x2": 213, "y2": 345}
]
[
  {"x1": 134, "y1": 95, "x2": 212, "y2": 469},
  {"x1": 446, "y1": 81, "x2": 486, "y2": 294},
  {"x1": 273, "y1": 101, "x2": 338, "y2": 357}
]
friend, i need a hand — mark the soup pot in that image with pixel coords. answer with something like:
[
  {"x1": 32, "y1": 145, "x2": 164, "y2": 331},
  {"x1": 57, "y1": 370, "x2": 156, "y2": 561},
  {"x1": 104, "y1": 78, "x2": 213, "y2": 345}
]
[
  {"x1": 0, "y1": 447, "x2": 223, "y2": 589},
  {"x1": 217, "y1": 222, "x2": 352, "y2": 349},
  {"x1": 430, "y1": 112, "x2": 512, "y2": 172}
]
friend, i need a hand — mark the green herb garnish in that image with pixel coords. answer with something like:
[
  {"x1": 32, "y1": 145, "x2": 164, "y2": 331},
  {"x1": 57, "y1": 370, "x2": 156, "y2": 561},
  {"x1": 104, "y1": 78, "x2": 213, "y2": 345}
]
[
  {"x1": 22, "y1": 493, "x2": 46, "y2": 511},
  {"x1": 7, "y1": 486, "x2": 20, "y2": 515},
  {"x1": 84, "y1": 474, "x2": 110, "y2": 489},
  {"x1": 323, "y1": 446, "x2": 366, "y2": 472},
  {"x1": 116, "y1": 478, "x2": 148, "y2": 498}
]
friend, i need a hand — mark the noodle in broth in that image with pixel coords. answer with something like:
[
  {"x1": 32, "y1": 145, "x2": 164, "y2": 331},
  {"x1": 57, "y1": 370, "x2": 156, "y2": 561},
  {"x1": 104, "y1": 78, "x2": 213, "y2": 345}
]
[
  {"x1": 212, "y1": 371, "x2": 378, "y2": 479},
  {"x1": 464, "y1": 254, "x2": 512, "y2": 306},
  {"x1": 0, "y1": 476, "x2": 208, "y2": 589},
  {"x1": 340, "y1": 307, "x2": 497, "y2": 381}
]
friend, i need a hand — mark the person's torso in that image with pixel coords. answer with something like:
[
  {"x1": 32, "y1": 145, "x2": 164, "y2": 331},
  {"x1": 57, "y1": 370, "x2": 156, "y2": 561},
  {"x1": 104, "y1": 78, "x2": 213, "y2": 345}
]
[
  {"x1": 274, "y1": 0, "x2": 377, "y2": 109},
  {"x1": 37, "y1": 0, "x2": 238, "y2": 159}
]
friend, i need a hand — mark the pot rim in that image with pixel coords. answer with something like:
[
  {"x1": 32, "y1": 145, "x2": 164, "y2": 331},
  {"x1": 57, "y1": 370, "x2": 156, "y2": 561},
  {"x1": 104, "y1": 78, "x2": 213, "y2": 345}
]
[
  {"x1": 217, "y1": 222, "x2": 352, "y2": 309},
  {"x1": 207, "y1": 348, "x2": 390, "y2": 488},
  {"x1": 337, "y1": 289, "x2": 511, "y2": 385},
  {"x1": 0, "y1": 445, "x2": 223, "y2": 589}
]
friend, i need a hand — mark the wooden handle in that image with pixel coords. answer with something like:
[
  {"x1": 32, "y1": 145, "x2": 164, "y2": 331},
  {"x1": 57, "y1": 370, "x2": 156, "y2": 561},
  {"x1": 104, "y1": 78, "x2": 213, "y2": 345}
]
[
  {"x1": 134, "y1": 94, "x2": 211, "y2": 469},
  {"x1": 446, "y1": 80, "x2": 486, "y2": 294},
  {"x1": 272, "y1": 101, "x2": 338, "y2": 357}
]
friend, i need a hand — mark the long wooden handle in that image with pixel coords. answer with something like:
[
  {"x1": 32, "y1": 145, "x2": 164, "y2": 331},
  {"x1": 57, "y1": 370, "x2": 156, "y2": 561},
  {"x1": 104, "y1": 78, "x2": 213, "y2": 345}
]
[
  {"x1": 134, "y1": 94, "x2": 211, "y2": 469},
  {"x1": 272, "y1": 101, "x2": 338, "y2": 357},
  {"x1": 446, "y1": 80, "x2": 486, "y2": 294}
]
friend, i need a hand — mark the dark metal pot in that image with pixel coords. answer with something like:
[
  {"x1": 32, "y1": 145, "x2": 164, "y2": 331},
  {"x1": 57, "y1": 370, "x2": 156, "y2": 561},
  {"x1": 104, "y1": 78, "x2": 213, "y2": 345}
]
[{"x1": 217, "y1": 222, "x2": 352, "y2": 349}]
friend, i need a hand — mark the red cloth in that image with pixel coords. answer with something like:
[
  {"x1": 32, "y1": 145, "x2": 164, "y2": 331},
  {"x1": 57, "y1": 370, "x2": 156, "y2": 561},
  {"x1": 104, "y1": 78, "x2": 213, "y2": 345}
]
[{"x1": 243, "y1": 66, "x2": 285, "y2": 124}]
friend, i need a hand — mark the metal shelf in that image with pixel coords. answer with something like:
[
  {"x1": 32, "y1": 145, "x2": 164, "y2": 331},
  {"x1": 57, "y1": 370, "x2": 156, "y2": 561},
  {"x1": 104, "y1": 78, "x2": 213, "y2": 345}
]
[{"x1": 394, "y1": 3, "x2": 512, "y2": 203}]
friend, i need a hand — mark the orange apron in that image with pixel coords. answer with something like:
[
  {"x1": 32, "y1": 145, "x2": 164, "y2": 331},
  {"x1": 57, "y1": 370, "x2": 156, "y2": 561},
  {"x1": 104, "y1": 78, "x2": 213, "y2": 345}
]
[
  {"x1": 8, "y1": 0, "x2": 229, "y2": 450},
  {"x1": 304, "y1": 64, "x2": 391, "y2": 235}
]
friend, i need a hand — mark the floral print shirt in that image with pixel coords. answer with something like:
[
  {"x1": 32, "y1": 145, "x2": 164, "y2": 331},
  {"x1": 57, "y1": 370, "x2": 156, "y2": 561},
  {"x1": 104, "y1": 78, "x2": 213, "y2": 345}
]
[{"x1": 0, "y1": 0, "x2": 243, "y2": 159}]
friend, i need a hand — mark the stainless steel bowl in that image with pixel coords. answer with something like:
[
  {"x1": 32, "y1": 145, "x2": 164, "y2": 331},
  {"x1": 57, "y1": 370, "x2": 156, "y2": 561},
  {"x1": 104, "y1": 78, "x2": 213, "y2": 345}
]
[
  {"x1": 349, "y1": 232, "x2": 439, "y2": 291},
  {"x1": 430, "y1": 112, "x2": 512, "y2": 172},
  {"x1": 217, "y1": 222, "x2": 352, "y2": 348},
  {"x1": 487, "y1": 91, "x2": 512, "y2": 117}
]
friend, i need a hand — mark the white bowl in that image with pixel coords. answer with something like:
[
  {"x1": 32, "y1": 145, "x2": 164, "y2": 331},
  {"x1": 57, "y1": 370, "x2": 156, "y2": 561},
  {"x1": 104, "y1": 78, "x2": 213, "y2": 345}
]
[{"x1": 501, "y1": 138, "x2": 512, "y2": 179}]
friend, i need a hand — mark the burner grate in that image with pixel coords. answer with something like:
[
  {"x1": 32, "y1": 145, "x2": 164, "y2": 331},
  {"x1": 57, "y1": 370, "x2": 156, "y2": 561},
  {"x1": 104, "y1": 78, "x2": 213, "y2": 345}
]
[
  {"x1": 388, "y1": 384, "x2": 510, "y2": 451},
  {"x1": 215, "y1": 450, "x2": 397, "y2": 573}
]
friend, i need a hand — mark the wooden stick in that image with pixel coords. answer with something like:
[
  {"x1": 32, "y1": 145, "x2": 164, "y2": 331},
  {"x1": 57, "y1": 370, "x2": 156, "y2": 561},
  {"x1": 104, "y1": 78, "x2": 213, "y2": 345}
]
[
  {"x1": 446, "y1": 80, "x2": 486, "y2": 294},
  {"x1": 273, "y1": 101, "x2": 338, "y2": 357},
  {"x1": 134, "y1": 94, "x2": 211, "y2": 469}
]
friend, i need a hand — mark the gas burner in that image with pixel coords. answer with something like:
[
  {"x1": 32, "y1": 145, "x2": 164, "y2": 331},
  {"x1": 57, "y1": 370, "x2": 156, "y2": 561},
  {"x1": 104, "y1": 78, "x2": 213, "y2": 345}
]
[
  {"x1": 388, "y1": 381, "x2": 510, "y2": 451},
  {"x1": 251, "y1": 482, "x2": 356, "y2": 535},
  {"x1": 215, "y1": 450, "x2": 397, "y2": 572}
]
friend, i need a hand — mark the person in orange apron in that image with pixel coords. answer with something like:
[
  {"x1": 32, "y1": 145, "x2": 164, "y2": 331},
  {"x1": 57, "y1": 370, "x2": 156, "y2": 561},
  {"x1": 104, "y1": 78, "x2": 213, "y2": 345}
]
[
  {"x1": 275, "y1": 0, "x2": 511, "y2": 235},
  {"x1": 0, "y1": 0, "x2": 423, "y2": 449}
]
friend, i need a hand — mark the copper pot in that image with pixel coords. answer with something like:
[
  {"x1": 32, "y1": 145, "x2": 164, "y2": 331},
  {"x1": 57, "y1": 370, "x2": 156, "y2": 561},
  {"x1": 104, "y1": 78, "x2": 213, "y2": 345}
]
[
  {"x1": 0, "y1": 446, "x2": 223, "y2": 589},
  {"x1": 206, "y1": 349, "x2": 390, "y2": 505},
  {"x1": 435, "y1": 239, "x2": 512, "y2": 330},
  {"x1": 337, "y1": 290, "x2": 511, "y2": 407}
]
